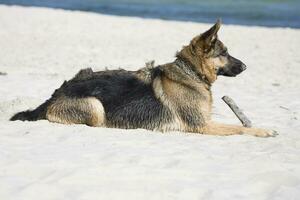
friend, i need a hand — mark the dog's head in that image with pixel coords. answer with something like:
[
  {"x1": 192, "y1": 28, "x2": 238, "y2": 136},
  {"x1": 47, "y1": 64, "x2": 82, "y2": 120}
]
[{"x1": 177, "y1": 19, "x2": 246, "y2": 84}]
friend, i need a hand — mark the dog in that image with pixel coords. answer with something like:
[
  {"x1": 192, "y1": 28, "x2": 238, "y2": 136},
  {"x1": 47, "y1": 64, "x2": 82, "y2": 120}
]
[{"x1": 10, "y1": 20, "x2": 276, "y2": 137}]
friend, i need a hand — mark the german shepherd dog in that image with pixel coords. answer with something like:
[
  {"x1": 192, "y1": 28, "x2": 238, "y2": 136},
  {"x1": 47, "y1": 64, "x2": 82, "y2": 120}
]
[{"x1": 11, "y1": 20, "x2": 276, "y2": 137}]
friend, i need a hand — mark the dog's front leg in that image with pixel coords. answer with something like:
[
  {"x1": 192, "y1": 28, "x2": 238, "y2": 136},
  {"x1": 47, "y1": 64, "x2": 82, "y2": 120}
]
[{"x1": 199, "y1": 122, "x2": 277, "y2": 137}]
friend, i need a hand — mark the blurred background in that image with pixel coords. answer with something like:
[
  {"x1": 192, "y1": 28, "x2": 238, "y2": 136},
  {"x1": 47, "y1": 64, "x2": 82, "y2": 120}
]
[{"x1": 1, "y1": 0, "x2": 300, "y2": 28}]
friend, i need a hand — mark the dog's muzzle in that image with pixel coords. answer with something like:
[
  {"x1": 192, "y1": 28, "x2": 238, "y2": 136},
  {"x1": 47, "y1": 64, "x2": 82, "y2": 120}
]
[
  {"x1": 231, "y1": 63, "x2": 247, "y2": 75},
  {"x1": 217, "y1": 56, "x2": 247, "y2": 77}
]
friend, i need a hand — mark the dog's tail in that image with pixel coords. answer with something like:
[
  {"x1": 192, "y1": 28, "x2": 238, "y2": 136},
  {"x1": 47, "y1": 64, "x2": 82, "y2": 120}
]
[{"x1": 10, "y1": 100, "x2": 49, "y2": 121}]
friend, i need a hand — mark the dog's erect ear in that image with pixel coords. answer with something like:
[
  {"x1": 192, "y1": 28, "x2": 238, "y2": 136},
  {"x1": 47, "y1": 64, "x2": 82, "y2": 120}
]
[{"x1": 201, "y1": 19, "x2": 221, "y2": 50}]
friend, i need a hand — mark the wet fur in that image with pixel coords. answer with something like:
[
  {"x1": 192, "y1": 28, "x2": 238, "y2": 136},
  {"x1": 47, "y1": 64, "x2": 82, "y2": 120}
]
[{"x1": 10, "y1": 20, "x2": 276, "y2": 137}]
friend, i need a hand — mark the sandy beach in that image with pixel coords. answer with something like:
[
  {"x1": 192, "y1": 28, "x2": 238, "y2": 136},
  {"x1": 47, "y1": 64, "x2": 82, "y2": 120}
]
[{"x1": 0, "y1": 5, "x2": 300, "y2": 199}]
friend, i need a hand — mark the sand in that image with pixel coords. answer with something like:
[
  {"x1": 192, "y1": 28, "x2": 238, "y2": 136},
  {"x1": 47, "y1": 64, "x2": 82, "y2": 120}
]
[{"x1": 0, "y1": 5, "x2": 300, "y2": 200}]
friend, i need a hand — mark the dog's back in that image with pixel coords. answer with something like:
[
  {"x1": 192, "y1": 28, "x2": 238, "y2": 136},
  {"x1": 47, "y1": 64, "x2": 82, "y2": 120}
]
[{"x1": 11, "y1": 67, "x2": 173, "y2": 130}]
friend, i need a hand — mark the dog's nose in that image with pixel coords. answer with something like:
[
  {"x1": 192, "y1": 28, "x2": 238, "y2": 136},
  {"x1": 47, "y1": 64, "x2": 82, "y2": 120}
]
[{"x1": 241, "y1": 63, "x2": 247, "y2": 71}]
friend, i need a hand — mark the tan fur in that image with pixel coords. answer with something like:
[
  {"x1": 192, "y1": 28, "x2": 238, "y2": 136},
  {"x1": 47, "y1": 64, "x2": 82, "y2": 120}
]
[
  {"x1": 151, "y1": 63, "x2": 212, "y2": 133},
  {"x1": 206, "y1": 56, "x2": 228, "y2": 72},
  {"x1": 152, "y1": 76, "x2": 183, "y2": 132},
  {"x1": 199, "y1": 122, "x2": 275, "y2": 137},
  {"x1": 46, "y1": 97, "x2": 105, "y2": 126},
  {"x1": 177, "y1": 45, "x2": 217, "y2": 84}
]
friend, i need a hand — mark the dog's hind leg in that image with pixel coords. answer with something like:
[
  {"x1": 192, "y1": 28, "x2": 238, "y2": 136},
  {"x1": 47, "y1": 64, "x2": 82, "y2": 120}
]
[
  {"x1": 198, "y1": 122, "x2": 277, "y2": 137},
  {"x1": 46, "y1": 97, "x2": 105, "y2": 127}
]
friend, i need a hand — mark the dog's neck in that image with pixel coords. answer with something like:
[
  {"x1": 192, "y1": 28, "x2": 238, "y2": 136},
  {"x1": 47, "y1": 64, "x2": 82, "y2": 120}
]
[
  {"x1": 174, "y1": 57, "x2": 212, "y2": 87},
  {"x1": 176, "y1": 44, "x2": 218, "y2": 85}
]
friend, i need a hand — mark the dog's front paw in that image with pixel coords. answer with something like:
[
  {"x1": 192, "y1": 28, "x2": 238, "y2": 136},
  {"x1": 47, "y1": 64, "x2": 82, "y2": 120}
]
[
  {"x1": 244, "y1": 128, "x2": 278, "y2": 138},
  {"x1": 258, "y1": 129, "x2": 278, "y2": 137}
]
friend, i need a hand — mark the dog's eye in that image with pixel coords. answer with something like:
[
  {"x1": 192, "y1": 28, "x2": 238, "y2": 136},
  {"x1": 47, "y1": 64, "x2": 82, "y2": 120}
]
[{"x1": 220, "y1": 50, "x2": 228, "y2": 56}]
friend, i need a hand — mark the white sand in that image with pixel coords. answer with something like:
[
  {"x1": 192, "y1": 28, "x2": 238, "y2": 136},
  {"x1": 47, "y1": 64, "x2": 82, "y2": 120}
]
[{"x1": 1, "y1": 5, "x2": 300, "y2": 200}]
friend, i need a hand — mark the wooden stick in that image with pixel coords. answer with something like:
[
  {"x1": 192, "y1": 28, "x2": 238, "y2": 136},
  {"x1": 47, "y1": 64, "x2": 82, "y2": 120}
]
[{"x1": 222, "y1": 96, "x2": 252, "y2": 127}]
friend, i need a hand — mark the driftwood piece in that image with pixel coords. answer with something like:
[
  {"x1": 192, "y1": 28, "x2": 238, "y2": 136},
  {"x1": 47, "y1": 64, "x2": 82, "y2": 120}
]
[{"x1": 222, "y1": 96, "x2": 252, "y2": 127}]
